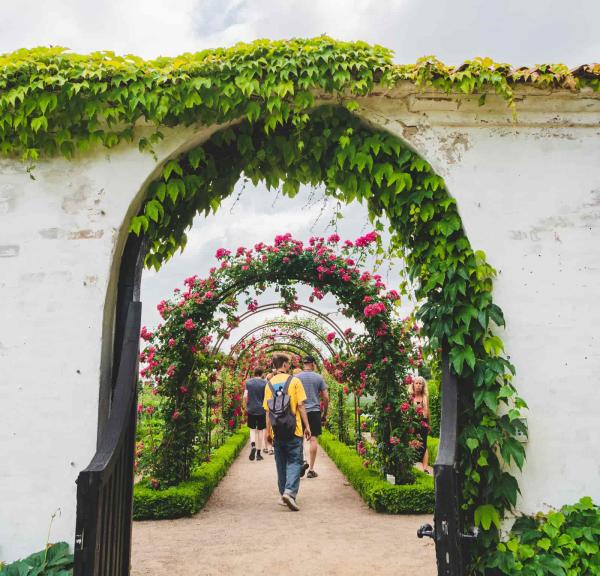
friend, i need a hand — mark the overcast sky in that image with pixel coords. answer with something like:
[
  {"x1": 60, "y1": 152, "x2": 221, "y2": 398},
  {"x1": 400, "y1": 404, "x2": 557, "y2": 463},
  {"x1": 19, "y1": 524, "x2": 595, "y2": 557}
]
[
  {"x1": 1, "y1": 0, "x2": 598, "y2": 64},
  {"x1": 2, "y1": 0, "x2": 597, "y2": 345}
]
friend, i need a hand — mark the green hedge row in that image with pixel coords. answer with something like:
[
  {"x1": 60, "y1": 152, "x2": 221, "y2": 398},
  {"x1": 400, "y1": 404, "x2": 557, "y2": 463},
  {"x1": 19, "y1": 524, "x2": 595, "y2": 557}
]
[
  {"x1": 318, "y1": 430, "x2": 434, "y2": 514},
  {"x1": 428, "y1": 436, "x2": 439, "y2": 465},
  {"x1": 133, "y1": 427, "x2": 249, "y2": 520}
]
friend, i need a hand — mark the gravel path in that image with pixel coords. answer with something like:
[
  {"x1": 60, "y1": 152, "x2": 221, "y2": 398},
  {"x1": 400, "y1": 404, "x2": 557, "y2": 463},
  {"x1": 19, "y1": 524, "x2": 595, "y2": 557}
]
[{"x1": 131, "y1": 441, "x2": 437, "y2": 576}]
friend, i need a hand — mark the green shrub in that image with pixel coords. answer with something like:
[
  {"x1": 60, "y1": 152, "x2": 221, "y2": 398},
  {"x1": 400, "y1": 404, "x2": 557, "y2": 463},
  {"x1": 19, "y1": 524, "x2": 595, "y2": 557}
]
[
  {"x1": 428, "y1": 378, "x2": 441, "y2": 437},
  {"x1": 0, "y1": 542, "x2": 73, "y2": 575},
  {"x1": 427, "y1": 436, "x2": 439, "y2": 465},
  {"x1": 133, "y1": 427, "x2": 249, "y2": 520},
  {"x1": 486, "y1": 497, "x2": 600, "y2": 575},
  {"x1": 319, "y1": 430, "x2": 434, "y2": 514}
]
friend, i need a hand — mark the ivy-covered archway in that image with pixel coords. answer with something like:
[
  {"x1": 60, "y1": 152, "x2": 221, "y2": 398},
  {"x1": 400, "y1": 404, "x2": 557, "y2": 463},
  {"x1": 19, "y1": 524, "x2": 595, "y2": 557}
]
[
  {"x1": 0, "y1": 37, "x2": 536, "y2": 569},
  {"x1": 131, "y1": 100, "x2": 526, "y2": 563}
]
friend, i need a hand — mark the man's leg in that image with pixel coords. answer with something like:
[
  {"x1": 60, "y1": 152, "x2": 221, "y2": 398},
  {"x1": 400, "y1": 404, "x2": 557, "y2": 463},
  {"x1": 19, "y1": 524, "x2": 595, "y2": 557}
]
[
  {"x1": 307, "y1": 411, "x2": 322, "y2": 476},
  {"x1": 308, "y1": 436, "x2": 318, "y2": 470},
  {"x1": 248, "y1": 418, "x2": 257, "y2": 460},
  {"x1": 284, "y1": 437, "x2": 304, "y2": 498},
  {"x1": 255, "y1": 419, "x2": 265, "y2": 461},
  {"x1": 273, "y1": 439, "x2": 287, "y2": 496}
]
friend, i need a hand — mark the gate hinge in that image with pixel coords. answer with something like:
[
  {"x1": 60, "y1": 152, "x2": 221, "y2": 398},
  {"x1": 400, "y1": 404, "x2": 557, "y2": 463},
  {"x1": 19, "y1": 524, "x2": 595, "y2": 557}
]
[{"x1": 75, "y1": 529, "x2": 85, "y2": 550}]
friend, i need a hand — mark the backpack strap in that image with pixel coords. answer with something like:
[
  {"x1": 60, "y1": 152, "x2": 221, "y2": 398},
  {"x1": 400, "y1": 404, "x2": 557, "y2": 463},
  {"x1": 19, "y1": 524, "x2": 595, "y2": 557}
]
[
  {"x1": 282, "y1": 374, "x2": 294, "y2": 394},
  {"x1": 267, "y1": 381, "x2": 276, "y2": 396}
]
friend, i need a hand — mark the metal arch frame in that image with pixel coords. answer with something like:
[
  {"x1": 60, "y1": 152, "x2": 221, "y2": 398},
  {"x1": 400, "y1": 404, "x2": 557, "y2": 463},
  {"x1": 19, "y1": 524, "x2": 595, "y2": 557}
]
[
  {"x1": 236, "y1": 340, "x2": 326, "y2": 380},
  {"x1": 213, "y1": 302, "x2": 352, "y2": 352},
  {"x1": 223, "y1": 320, "x2": 337, "y2": 357},
  {"x1": 234, "y1": 333, "x2": 327, "y2": 365}
]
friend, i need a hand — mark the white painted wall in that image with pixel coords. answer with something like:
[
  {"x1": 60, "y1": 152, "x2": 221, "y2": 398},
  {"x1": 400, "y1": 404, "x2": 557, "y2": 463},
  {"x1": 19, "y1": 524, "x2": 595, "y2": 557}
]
[{"x1": 0, "y1": 88, "x2": 599, "y2": 560}]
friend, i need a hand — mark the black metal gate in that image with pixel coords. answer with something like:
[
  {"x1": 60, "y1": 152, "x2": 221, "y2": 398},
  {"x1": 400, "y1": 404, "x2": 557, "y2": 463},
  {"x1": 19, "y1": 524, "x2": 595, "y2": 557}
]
[
  {"x1": 417, "y1": 345, "x2": 476, "y2": 575},
  {"x1": 73, "y1": 301, "x2": 141, "y2": 576},
  {"x1": 74, "y1": 232, "x2": 146, "y2": 576}
]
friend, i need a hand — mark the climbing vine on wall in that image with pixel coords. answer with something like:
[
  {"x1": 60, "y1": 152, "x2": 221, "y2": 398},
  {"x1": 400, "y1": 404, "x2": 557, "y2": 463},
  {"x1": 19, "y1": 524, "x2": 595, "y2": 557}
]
[{"x1": 0, "y1": 37, "x2": 598, "y2": 161}]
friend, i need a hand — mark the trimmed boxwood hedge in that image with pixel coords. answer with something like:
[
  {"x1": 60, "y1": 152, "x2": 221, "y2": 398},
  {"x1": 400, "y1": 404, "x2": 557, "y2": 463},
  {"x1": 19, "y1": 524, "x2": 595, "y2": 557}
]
[
  {"x1": 133, "y1": 427, "x2": 249, "y2": 520},
  {"x1": 319, "y1": 430, "x2": 435, "y2": 514}
]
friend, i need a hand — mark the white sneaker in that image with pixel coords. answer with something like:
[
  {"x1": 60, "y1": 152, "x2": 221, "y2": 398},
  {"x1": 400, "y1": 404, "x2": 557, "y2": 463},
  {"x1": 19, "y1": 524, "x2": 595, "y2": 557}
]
[{"x1": 282, "y1": 493, "x2": 300, "y2": 511}]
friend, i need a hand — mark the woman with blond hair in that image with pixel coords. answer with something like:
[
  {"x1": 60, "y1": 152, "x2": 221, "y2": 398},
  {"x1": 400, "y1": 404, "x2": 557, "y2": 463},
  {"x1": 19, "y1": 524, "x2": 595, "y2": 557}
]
[{"x1": 412, "y1": 376, "x2": 432, "y2": 474}]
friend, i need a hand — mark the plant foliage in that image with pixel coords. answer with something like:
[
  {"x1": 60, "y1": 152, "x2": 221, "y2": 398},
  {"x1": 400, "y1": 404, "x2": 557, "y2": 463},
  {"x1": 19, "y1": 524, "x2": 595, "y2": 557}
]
[
  {"x1": 486, "y1": 497, "x2": 600, "y2": 576},
  {"x1": 0, "y1": 543, "x2": 73, "y2": 576}
]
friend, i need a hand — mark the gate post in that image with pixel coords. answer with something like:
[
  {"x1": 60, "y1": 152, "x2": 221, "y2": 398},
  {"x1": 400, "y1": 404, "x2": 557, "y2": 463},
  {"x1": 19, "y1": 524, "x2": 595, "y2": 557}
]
[{"x1": 418, "y1": 344, "x2": 477, "y2": 575}]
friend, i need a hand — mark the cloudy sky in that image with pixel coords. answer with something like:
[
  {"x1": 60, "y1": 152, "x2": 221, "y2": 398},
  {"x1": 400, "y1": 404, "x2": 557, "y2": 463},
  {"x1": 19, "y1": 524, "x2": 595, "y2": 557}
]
[
  {"x1": 2, "y1": 0, "x2": 597, "y2": 345},
  {"x1": 1, "y1": 0, "x2": 598, "y2": 64}
]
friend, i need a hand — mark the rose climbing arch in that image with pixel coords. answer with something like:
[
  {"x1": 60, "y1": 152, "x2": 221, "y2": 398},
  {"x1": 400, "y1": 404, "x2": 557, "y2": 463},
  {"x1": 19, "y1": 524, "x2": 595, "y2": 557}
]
[{"x1": 140, "y1": 231, "x2": 423, "y2": 485}]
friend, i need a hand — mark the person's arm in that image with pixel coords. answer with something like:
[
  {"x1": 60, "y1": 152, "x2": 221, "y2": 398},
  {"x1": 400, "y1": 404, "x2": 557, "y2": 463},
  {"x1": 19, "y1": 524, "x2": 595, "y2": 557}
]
[
  {"x1": 297, "y1": 401, "x2": 311, "y2": 440},
  {"x1": 424, "y1": 395, "x2": 430, "y2": 420},
  {"x1": 263, "y1": 385, "x2": 272, "y2": 442},
  {"x1": 266, "y1": 416, "x2": 273, "y2": 444},
  {"x1": 243, "y1": 388, "x2": 249, "y2": 405}
]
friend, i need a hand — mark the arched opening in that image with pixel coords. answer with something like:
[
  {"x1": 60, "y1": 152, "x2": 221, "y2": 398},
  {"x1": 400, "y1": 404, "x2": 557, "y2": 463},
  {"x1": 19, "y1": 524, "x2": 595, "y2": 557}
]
[{"x1": 76, "y1": 102, "x2": 522, "y2": 576}]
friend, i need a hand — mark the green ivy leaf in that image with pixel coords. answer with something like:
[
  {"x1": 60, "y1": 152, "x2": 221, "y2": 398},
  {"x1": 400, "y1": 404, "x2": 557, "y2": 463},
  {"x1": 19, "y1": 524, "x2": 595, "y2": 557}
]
[
  {"x1": 30, "y1": 115, "x2": 48, "y2": 133},
  {"x1": 474, "y1": 504, "x2": 501, "y2": 530},
  {"x1": 450, "y1": 344, "x2": 475, "y2": 373}
]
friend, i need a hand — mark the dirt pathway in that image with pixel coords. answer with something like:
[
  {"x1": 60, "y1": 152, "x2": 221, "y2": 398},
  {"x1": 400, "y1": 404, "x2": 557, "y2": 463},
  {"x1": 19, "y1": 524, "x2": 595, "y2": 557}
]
[{"x1": 131, "y1": 441, "x2": 437, "y2": 576}]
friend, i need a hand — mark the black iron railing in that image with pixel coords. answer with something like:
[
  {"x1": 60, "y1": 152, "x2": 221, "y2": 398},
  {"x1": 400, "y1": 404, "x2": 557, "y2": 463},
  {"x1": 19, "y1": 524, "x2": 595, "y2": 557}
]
[
  {"x1": 73, "y1": 301, "x2": 141, "y2": 576},
  {"x1": 418, "y1": 344, "x2": 477, "y2": 576}
]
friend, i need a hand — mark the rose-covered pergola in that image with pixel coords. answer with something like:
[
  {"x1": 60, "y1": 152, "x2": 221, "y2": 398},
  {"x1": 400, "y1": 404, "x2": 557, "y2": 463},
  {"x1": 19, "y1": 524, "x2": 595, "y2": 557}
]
[{"x1": 140, "y1": 231, "x2": 425, "y2": 485}]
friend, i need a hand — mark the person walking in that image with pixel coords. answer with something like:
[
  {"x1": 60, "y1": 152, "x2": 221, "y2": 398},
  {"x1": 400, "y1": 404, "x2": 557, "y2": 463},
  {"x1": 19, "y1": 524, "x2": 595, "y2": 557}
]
[
  {"x1": 264, "y1": 353, "x2": 311, "y2": 511},
  {"x1": 295, "y1": 355, "x2": 329, "y2": 478},
  {"x1": 244, "y1": 367, "x2": 267, "y2": 461}
]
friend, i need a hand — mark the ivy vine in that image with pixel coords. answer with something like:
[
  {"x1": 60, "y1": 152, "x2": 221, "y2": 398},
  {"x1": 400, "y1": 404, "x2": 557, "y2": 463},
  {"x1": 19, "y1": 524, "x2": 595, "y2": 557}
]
[{"x1": 1, "y1": 37, "x2": 597, "y2": 161}]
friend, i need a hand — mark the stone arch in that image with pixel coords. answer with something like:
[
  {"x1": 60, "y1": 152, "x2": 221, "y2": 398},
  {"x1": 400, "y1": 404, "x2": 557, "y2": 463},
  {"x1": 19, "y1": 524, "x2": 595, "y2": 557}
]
[{"x1": 100, "y1": 99, "x2": 523, "y2": 572}]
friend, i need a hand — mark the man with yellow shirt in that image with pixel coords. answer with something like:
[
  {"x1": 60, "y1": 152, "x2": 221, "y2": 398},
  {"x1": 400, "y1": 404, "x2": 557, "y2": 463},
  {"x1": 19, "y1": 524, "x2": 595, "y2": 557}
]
[{"x1": 264, "y1": 352, "x2": 312, "y2": 511}]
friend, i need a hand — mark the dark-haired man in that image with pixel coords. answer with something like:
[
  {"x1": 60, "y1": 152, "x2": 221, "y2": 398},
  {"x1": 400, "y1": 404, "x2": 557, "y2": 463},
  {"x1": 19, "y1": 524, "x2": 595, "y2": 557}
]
[
  {"x1": 296, "y1": 355, "x2": 329, "y2": 478},
  {"x1": 244, "y1": 367, "x2": 267, "y2": 461}
]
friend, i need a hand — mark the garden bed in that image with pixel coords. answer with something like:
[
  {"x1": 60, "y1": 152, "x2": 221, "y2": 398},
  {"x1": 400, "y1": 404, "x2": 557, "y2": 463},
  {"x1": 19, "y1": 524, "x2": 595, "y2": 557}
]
[
  {"x1": 319, "y1": 430, "x2": 435, "y2": 514},
  {"x1": 133, "y1": 427, "x2": 249, "y2": 520}
]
